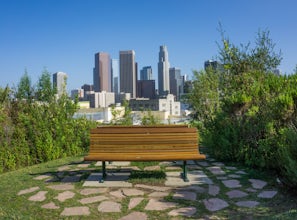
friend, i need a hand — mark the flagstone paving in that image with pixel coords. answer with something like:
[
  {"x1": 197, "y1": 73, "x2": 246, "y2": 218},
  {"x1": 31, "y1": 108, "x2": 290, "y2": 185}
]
[{"x1": 17, "y1": 157, "x2": 280, "y2": 218}]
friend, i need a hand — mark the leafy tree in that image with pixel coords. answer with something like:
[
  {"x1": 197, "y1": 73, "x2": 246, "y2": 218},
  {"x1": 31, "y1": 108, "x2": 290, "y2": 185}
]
[
  {"x1": 15, "y1": 70, "x2": 34, "y2": 101},
  {"x1": 188, "y1": 68, "x2": 221, "y2": 131},
  {"x1": 218, "y1": 26, "x2": 282, "y2": 75},
  {"x1": 36, "y1": 69, "x2": 55, "y2": 102}
]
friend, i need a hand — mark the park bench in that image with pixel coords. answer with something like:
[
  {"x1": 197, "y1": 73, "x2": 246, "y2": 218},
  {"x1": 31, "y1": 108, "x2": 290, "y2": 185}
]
[{"x1": 84, "y1": 125, "x2": 206, "y2": 182}]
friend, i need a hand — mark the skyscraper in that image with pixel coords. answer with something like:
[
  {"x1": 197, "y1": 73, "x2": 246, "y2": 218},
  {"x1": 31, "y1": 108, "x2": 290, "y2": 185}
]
[
  {"x1": 119, "y1": 50, "x2": 137, "y2": 98},
  {"x1": 111, "y1": 59, "x2": 119, "y2": 94},
  {"x1": 140, "y1": 66, "x2": 153, "y2": 80},
  {"x1": 169, "y1": 67, "x2": 183, "y2": 101},
  {"x1": 158, "y1": 45, "x2": 170, "y2": 96},
  {"x1": 53, "y1": 72, "x2": 67, "y2": 97},
  {"x1": 93, "y1": 52, "x2": 111, "y2": 92}
]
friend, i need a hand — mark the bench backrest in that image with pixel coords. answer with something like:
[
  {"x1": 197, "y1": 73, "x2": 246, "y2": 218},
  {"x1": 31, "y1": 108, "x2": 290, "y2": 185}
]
[{"x1": 89, "y1": 125, "x2": 199, "y2": 154}]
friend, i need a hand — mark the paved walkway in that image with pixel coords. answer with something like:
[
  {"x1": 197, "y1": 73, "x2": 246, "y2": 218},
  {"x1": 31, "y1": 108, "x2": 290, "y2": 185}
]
[{"x1": 17, "y1": 157, "x2": 278, "y2": 219}]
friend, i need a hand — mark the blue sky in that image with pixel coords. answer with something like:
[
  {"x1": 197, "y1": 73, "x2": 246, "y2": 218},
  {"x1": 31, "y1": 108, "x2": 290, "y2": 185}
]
[{"x1": 1, "y1": 0, "x2": 296, "y2": 91}]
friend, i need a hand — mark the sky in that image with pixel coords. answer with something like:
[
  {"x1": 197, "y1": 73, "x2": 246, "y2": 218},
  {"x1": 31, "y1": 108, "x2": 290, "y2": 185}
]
[{"x1": 1, "y1": 0, "x2": 296, "y2": 92}]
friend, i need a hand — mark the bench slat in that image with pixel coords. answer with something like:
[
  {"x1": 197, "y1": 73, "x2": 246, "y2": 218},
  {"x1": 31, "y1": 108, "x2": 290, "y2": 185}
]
[
  {"x1": 91, "y1": 126, "x2": 197, "y2": 134},
  {"x1": 84, "y1": 152, "x2": 206, "y2": 161}
]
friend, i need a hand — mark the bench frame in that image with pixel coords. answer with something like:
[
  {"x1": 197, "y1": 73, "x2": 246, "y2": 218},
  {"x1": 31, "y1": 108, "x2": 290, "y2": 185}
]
[{"x1": 84, "y1": 125, "x2": 205, "y2": 182}]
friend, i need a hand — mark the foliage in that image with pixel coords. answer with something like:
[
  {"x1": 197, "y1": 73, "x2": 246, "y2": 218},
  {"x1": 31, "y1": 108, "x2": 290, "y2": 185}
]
[
  {"x1": 0, "y1": 70, "x2": 96, "y2": 173},
  {"x1": 218, "y1": 26, "x2": 282, "y2": 75},
  {"x1": 141, "y1": 110, "x2": 161, "y2": 125},
  {"x1": 189, "y1": 29, "x2": 297, "y2": 188}
]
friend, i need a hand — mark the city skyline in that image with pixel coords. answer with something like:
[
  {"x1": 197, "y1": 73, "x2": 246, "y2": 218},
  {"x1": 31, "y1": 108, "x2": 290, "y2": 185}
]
[{"x1": 1, "y1": 0, "x2": 297, "y2": 91}]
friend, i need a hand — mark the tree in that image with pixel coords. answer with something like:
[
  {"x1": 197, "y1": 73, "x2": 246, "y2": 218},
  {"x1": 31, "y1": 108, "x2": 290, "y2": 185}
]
[
  {"x1": 36, "y1": 69, "x2": 55, "y2": 102},
  {"x1": 15, "y1": 70, "x2": 34, "y2": 101},
  {"x1": 218, "y1": 26, "x2": 282, "y2": 75}
]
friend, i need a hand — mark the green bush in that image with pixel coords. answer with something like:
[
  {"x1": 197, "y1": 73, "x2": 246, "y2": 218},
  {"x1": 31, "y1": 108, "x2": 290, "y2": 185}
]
[
  {"x1": 0, "y1": 71, "x2": 97, "y2": 173},
  {"x1": 189, "y1": 29, "x2": 297, "y2": 188}
]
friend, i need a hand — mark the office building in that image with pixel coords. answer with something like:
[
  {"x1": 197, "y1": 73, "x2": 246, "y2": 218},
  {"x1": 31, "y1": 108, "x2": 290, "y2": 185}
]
[
  {"x1": 111, "y1": 59, "x2": 119, "y2": 94},
  {"x1": 53, "y1": 72, "x2": 67, "y2": 97},
  {"x1": 129, "y1": 94, "x2": 180, "y2": 117},
  {"x1": 119, "y1": 50, "x2": 137, "y2": 98},
  {"x1": 89, "y1": 91, "x2": 115, "y2": 108},
  {"x1": 140, "y1": 66, "x2": 153, "y2": 80},
  {"x1": 158, "y1": 45, "x2": 170, "y2": 96},
  {"x1": 93, "y1": 52, "x2": 112, "y2": 92},
  {"x1": 169, "y1": 67, "x2": 183, "y2": 101},
  {"x1": 137, "y1": 80, "x2": 156, "y2": 99}
]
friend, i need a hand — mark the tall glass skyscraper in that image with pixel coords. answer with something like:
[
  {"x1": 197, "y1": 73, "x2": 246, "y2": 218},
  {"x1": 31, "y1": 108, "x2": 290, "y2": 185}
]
[
  {"x1": 111, "y1": 59, "x2": 119, "y2": 94},
  {"x1": 158, "y1": 45, "x2": 170, "y2": 96},
  {"x1": 119, "y1": 50, "x2": 137, "y2": 98},
  {"x1": 140, "y1": 66, "x2": 153, "y2": 80},
  {"x1": 93, "y1": 52, "x2": 111, "y2": 92}
]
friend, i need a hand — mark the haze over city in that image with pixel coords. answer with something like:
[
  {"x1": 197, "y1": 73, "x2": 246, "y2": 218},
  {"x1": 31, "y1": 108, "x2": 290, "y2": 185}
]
[{"x1": 1, "y1": 0, "x2": 296, "y2": 91}]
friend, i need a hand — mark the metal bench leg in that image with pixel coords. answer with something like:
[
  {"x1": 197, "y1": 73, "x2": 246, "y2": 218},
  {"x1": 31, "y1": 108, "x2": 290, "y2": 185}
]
[
  {"x1": 100, "y1": 161, "x2": 106, "y2": 183},
  {"x1": 182, "y1": 160, "x2": 189, "y2": 182}
]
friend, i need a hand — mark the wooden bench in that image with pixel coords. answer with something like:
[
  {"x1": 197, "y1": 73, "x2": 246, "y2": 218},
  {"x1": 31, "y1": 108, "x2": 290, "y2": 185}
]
[{"x1": 84, "y1": 125, "x2": 206, "y2": 182}]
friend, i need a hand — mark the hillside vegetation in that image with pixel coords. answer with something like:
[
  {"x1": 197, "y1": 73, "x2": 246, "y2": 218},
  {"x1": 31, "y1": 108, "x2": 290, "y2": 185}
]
[{"x1": 188, "y1": 30, "x2": 297, "y2": 188}]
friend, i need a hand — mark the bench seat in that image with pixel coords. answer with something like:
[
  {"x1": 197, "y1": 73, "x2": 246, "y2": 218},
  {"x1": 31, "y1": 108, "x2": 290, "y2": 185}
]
[{"x1": 84, "y1": 125, "x2": 206, "y2": 182}]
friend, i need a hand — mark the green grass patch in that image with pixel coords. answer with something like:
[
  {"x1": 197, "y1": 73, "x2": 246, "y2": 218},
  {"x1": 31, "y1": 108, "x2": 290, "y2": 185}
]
[{"x1": 129, "y1": 170, "x2": 166, "y2": 185}]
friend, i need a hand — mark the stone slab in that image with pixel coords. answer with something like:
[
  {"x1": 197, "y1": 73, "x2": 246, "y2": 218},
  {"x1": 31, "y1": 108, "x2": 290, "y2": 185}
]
[
  {"x1": 41, "y1": 202, "x2": 59, "y2": 209},
  {"x1": 80, "y1": 188, "x2": 108, "y2": 195},
  {"x1": 47, "y1": 184, "x2": 74, "y2": 191},
  {"x1": 144, "y1": 199, "x2": 177, "y2": 211},
  {"x1": 79, "y1": 195, "x2": 108, "y2": 204},
  {"x1": 208, "y1": 185, "x2": 220, "y2": 196},
  {"x1": 249, "y1": 179, "x2": 267, "y2": 189},
  {"x1": 257, "y1": 190, "x2": 278, "y2": 198},
  {"x1": 168, "y1": 207, "x2": 197, "y2": 217},
  {"x1": 128, "y1": 197, "x2": 144, "y2": 210},
  {"x1": 95, "y1": 161, "x2": 130, "y2": 166},
  {"x1": 122, "y1": 188, "x2": 145, "y2": 196},
  {"x1": 28, "y1": 191, "x2": 48, "y2": 202},
  {"x1": 119, "y1": 211, "x2": 147, "y2": 220},
  {"x1": 207, "y1": 166, "x2": 226, "y2": 175},
  {"x1": 203, "y1": 198, "x2": 229, "y2": 211},
  {"x1": 226, "y1": 190, "x2": 248, "y2": 198},
  {"x1": 173, "y1": 191, "x2": 197, "y2": 201},
  {"x1": 236, "y1": 201, "x2": 259, "y2": 208},
  {"x1": 98, "y1": 201, "x2": 122, "y2": 212},
  {"x1": 165, "y1": 171, "x2": 213, "y2": 186},
  {"x1": 61, "y1": 206, "x2": 90, "y2": 216},
  {"x1": 83, "y1": 172, "x2": 132, "y2": 187},
  {"x1": 54, "y1": 191, "x2": 75, "y2": 202},
  {"x1": 222, "y1": 179, "x2": 242, "y2": 188},
  {"x1": 18, "y1": 186, "x2": 40, "y2": 196}
]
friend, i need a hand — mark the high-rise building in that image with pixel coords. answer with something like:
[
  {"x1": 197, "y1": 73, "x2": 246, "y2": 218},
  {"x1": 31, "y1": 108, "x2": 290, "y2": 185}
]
[
  {"x1": 140, "y1": 66, "x2": 153, "y2": 80},
  {"x1": 119, "y1": 50, "x2": 137, "y2": 98},
  {"x1": 111, "y1": 59, "x2": 119, "y2": 94},
  {"x1": 53, "y1": 72, "x2": 67, "y2": 97},
  {"x1": 137, "y1": 80, "x2": 156, "y2": 99},
  {"x1": 158, "y1": 45, "x2": 170, "y2": 96},
  {"x1": 93, "y1": 52, "x2": 111, "y2": 92},
  {"x1": 169, "y1": 67, "x2": 183, "y2": 101}
]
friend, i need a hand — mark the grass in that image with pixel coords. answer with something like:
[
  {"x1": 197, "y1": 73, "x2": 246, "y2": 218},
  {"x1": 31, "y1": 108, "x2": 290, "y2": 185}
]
[{"x1": 0, "y1": 156, "x2": 297, "y2": 219}]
